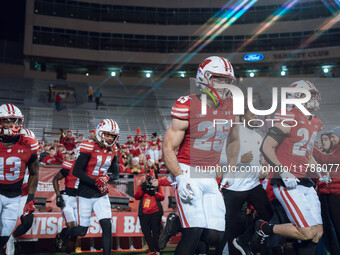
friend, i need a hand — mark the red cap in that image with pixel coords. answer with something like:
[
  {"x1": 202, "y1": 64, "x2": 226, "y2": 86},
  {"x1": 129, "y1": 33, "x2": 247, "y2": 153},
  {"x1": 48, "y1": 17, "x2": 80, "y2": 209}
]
[
  {"x1": 138, "y1": 137, "x2": 144, "y2": 143},
  {"x1": 127, "y1": 135, "x2": 133, "y2": 139},
  {"x1": 67, "y1": 129, "x2": 72, "y2": 133},
  {"x1": 58, "y1": 144, "x2": 64, "y2": 148},
  {"x1": 121, "y1": 145, "x2": 127, "y2": 149}
]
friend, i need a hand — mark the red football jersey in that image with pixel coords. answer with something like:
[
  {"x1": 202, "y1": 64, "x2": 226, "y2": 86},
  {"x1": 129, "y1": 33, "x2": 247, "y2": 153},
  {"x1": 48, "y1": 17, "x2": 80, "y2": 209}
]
[
  {"x1": 0, "y1": 135, "x2": 39, "y2": 185},
  {"x1": 171, "y1": 94, "x2": 235, "y2": 167},
  {"x1": 79, "y1": 140, "x2": 116, "y2": 178},
  {"x1": 274, "y1": 107, "x2": 322, "y2": 177},
  {"x1": 124, "y1": 141, "x2": 135, "y2": 152},
  {"x1": 62, "y1": 160, "x2": 78, "y2": 189},
  {"x1": 61, "y1": 136, "x2": 76, "y2": 151},
  {"x1": 133, "y1": 145, "x2": 147, "y2": 157}
]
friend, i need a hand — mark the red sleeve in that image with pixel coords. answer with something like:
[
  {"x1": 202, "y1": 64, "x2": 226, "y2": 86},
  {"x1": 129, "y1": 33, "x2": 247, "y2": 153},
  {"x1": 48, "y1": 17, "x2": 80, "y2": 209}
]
[
  {"x1": 140, "y1": 167, "x2": 146, "y2": 174},
  {"x1": 158, "y1": 177, "x2": 172, "y2": 186},
  {"x1": 79, "y1": 141, "x2": 94, "y2": 154},
  {"x1": 54, "y1": 151, "x2": 64, "y2": 164},
  {"x1": 171, "y1": 96, "x2": 190, "y2": 120},
  {"x1": 134, "y1": 135, "x2": 139, "y2": 143},
  {"x1": 155, "y1": 186, "x2": 165, "y2": 201},
  {"x1": 313, "y1": 144, "x2": 340, "y2": 164},
  {"x1": 273, "y1": 108, "x2": 296, "y2": 126},
  {"x1": 126, "y1": 168, "x2": 132, "y2": 174},
  {"x1": 62, "y1": 161, "x2": 73, "y2": 170},
  {"x1": 134, "y1": 185, "x2": 144, "y2": 200},
  {"x1": 60, "y1": 137, "x2": 66, "y2": 145},
  {"x1": 43, "y1": 156, "x2": 50, "y2": 164}
]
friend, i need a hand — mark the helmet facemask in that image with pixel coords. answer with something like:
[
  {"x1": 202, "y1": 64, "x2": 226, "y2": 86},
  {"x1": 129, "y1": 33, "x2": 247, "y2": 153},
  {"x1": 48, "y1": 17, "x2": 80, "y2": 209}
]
[
  {"x1": 99, "y1": 131, "x2": 119, "y2": 148},
  {"x1": 195, "y1": 56, "x2": 236, "y2": 104},
  {"x1": 200, "y1": 72, "x2": 236, "y2": 102},
  {"x1": 0, "y1": 117, "x2": 23, "y2": 136}
]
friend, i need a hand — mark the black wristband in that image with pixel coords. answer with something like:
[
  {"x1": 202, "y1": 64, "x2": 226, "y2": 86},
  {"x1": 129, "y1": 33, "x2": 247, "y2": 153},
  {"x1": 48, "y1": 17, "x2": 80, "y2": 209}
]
[{"x1": 26, "y1": 194, "x2": 34, "y2": 203}]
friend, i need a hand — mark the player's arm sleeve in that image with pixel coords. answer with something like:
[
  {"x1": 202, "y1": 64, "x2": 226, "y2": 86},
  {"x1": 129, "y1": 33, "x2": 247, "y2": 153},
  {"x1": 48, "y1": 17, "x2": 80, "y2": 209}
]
[
  {"x1": 72, "y1": 152, "x2": 95, "y2": 185},
  {"x1": 108, "y1": 155, "x2": 119, "y2": 181},
  {"x1": 59, "y1": 168, "x2": 69, "y2": 178},
  {"x1": 170, "y1": 96, "x2": 190, "y2": 120},
  {"x1": 260, "y1": 126, "x2": 287, "y2": 167}
]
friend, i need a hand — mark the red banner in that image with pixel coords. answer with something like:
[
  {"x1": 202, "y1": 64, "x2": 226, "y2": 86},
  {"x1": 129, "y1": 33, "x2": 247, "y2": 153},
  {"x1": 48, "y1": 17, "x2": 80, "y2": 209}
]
[{"x1": 21, "y1": 212, "x2": 170, "y2": 239}]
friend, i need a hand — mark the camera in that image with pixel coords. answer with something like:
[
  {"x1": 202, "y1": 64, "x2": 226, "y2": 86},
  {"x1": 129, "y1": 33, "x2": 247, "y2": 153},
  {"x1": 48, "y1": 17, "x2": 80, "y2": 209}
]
[{"x1": 141, "y1": 174, "x2": 158, "y2": 196}]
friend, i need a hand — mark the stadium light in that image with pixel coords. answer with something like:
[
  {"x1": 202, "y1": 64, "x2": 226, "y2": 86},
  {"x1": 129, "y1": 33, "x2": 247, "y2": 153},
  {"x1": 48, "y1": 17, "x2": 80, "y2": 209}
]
[
  {"x1": 85, "y1": 73, "x2": 89, "y2": 77},
  {"x1": 323, "y1": 68, "x2": 329, "y2": 73},
  {"x1": 281, "y1": 71, "x2": 286, "y2": 76},
  {"x1": 111, "y1": 71, "x2": 116, "y2": 77},
  {"x1": 146, "y1": 73, "x2": 151, "y2": 78},
  {"x1": 250, "y1": 72, "x2": 255, "y2": 78}
]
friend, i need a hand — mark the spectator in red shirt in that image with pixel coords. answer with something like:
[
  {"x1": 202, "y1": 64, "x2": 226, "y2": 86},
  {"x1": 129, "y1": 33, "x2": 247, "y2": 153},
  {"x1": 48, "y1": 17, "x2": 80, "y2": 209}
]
[
  {"x1": 313, "y1": 129, "x2": 340, "y2": 254},
  {"x1": 119, "y1": 145, "x2": 129, "y2": 164},
  {"x1": 126, "y1": 157, "x2": 145, "y2": 175},
  {"x1": 61, "y1": 130, "x2": 76, "y2": 153},
  {"x1": 145, "y1": 159, "x2": 158, "y2": 179},
  {"x1": 55, "y1": 93, "x2": 62, "y2": 111},
  {"x1": 39, "y1": 144, "x2": 51, "y2": 163},
  {"x1": 134, "y1": 174, "x2": 164, "y2": 254},
  {"x1": 43, "y1": 148, "x2": 63, "y2": 165},
  {"x1": 125, "y1": 135, "x2": 135, "y2": 152},
  {"x1": 133, "y1": 137, "x2": 147, "y2": 158}
]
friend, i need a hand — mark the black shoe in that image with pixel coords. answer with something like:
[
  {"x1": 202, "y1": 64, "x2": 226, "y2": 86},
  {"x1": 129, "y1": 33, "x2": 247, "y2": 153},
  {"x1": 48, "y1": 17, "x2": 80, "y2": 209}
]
[
  {"x1": 159, "y1": 213, "x2": 181, "y2": 250},
  {"x1": 55, "y1": 233, "x2": 63, "y2": 252},
  {"x1": 250, "y1": 220, "x2": 270, "y2": 252},
  {"x1": 233, "y1": 237, "x2": 254, "y2": 255}
]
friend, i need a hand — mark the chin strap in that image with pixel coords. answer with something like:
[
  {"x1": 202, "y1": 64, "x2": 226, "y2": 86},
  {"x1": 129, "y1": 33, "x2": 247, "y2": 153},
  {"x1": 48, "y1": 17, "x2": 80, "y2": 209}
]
[{"x1": 0, "y1": 134, "x2": 20, "y2": 143}]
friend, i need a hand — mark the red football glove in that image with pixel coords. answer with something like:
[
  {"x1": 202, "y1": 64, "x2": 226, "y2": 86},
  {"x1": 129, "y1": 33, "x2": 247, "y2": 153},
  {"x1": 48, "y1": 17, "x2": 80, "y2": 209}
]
[
  {"x1": 95, "y1": 175, "x2": 110, "y2": 195},
  {"x1": 95, "y1": 175, "x2": 110, "y2": 188},
  {"x1": 23, "y1": 200, "x2": 37, "y2": 217}
]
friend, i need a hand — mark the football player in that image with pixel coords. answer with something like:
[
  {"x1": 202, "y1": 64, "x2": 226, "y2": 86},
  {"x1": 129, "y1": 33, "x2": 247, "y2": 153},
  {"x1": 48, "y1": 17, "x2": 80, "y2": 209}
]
[
  {"x1": 59, "y1": 119, "x2": 120, "y2": 255},
  {"x1": 5, "y1": 129, "x2": 38, "y2": 255},
  {"x1": 218, "y1": 108, "x2": 273, "y2": 255},
  {"x1": 163, "y1": 56, "x2": 240, "y2": 254},
  {"x1": 53, "y1": 153, "x2": 79, "y2": 252},
  {"x1": 253, "y1": 80, "x2": 323, "y2": 255},
  {"x1": 0, "y1": 105, "x2": 39, "y2": 249}
]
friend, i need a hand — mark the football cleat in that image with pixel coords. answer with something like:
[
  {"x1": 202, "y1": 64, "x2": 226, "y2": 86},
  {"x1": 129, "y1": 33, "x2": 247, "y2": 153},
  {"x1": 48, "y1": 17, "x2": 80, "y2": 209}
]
[
  {"x1": 233, "y1": 236, "x2": 254, "y2": 255},
  {"x1": 159, "y1": 213, "x2": 181, "y2": 250},
  {"x1": 250, "y1": 220, "x2": 270, "y2": 252}
]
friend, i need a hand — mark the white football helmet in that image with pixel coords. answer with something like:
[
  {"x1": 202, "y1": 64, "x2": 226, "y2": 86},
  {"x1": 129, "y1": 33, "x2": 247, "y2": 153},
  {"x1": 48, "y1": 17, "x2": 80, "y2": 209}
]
[
  {"x1": 95, "y1": 119, "x2": 120, "y2": 147},
  {"x1": 0, "y1": 104, "x2": 24, "y2": 136},
  {"x1": 196, "y1": 56, "x2": 236, "y2": 101},
  {"x1": 288, "y1": 80, "x2": 321, "y2": 111}
]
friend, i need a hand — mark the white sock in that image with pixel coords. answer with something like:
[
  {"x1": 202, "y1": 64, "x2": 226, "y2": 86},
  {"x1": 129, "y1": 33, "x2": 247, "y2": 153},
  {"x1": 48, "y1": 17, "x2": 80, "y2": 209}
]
[{"x1": 8, "y1": 235, "x2": 15, "y2": 242}]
